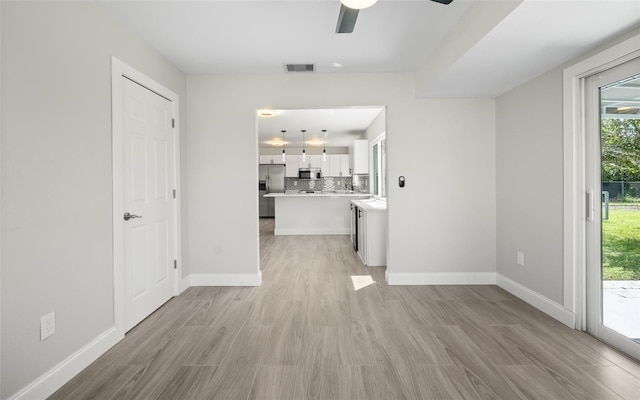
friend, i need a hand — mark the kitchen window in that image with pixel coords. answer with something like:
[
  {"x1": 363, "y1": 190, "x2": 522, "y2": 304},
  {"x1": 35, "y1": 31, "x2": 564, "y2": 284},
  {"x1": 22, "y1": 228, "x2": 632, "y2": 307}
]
[{"x1": 371, "y1": 133, "x2": 386, "y2": 199}]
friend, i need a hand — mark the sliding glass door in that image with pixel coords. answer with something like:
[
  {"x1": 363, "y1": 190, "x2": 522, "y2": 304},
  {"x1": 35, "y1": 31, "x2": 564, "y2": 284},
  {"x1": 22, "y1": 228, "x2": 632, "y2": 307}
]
[{"x1": 586, "y1": 57, "x2": 640, "y2": 360}]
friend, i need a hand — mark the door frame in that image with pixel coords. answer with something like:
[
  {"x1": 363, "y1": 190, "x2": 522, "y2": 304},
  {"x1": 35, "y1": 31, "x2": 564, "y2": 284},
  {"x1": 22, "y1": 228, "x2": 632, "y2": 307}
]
[
  {"x1": 584, "y1": 59, "x2": 640, "y2": 359},
  {"x1": 563, "y1": 33, "x2": 640, "y2": 330},
  {"x1": 111, "y1": 57, "x2": 182, "y2": 338}
]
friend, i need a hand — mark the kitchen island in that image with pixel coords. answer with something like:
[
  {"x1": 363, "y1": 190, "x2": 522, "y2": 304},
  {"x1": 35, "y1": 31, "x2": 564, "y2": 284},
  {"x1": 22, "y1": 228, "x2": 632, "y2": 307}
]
[{"x1": 264, "y1": 191, "x2": 370, "y2": 235}]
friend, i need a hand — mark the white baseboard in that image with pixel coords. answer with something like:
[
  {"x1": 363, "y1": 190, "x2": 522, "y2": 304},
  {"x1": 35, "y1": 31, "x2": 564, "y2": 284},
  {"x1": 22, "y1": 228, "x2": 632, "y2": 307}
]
[
  {"x1": 8, "y1": 327, "x2": 122, "y2": 400},
  {"x1": 180, "y1": 274, "x2": 191, "y2": 293},
  {"x1": 496, "y1": 273, "x2": 575, "y2": 328},
  {"x1": 386, "y1": 272, "x2": 496, "y2": 285},
  {"x1": 274, "y1": 228, "x2": 350, "y2": 235},
  {"x1": 7, "y1": 270, "x2": 260, "y2": 400},
  {"x1": 188, "y1": 271, "x2": 262, "y2": 286}
]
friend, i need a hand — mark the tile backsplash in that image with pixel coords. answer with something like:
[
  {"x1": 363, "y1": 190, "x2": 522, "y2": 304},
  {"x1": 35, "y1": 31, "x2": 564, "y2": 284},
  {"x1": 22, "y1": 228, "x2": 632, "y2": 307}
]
[{"x1": 285, "y1": 175, "x2": 369, "y2": 193}]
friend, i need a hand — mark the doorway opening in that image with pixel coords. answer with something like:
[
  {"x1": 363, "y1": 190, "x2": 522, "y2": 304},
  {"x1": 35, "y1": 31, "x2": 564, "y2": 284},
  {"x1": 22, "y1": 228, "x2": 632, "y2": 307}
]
[{"x1": 256, "y1": 106, "x2": 386, "y2": 268}]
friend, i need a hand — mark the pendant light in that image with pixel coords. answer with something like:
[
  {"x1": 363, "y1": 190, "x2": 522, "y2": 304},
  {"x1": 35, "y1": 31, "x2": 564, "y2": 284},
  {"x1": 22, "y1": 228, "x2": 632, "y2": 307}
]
[
  {"x1": 301, "y1": 129, "x2": 307, "y2": 162},
  {"x1": 341, "y1": 0, "x2": 377, "y2": 9},
  {"x1": 322, "y1": 130, "x2": 327, "y2": 162},
  {"x1": 281, "y1": 130, "x2": 286, "y2": 162}
]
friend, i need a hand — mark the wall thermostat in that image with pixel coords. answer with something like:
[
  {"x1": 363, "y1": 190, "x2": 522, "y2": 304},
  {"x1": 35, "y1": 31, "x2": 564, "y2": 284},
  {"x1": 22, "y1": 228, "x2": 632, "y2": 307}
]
[{"x1": 399, "y1": 176, "x2": 405, "y2": 188}]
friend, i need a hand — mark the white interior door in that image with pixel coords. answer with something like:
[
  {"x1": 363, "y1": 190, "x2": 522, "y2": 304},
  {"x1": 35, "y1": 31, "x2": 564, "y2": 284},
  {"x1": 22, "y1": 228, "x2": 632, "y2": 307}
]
[
  {"x1": 122, "y1": 77, "x2": 176, "y2": 331},
  {"x1": 585, "y1": 56, "x2": 640, "y2": 360}
]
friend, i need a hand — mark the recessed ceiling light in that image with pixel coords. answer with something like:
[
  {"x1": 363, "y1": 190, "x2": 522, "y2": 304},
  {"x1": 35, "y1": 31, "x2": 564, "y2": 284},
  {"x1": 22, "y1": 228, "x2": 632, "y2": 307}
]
[
  {"x1": 258, "y1": 110, "x2": 276, "y2": 117},
  {"x1": 269, "y1": 139, "x2": 288, "y2": 147},
  {"x1": 332, "y1": 62, "x2": 343, "y2": 68}
]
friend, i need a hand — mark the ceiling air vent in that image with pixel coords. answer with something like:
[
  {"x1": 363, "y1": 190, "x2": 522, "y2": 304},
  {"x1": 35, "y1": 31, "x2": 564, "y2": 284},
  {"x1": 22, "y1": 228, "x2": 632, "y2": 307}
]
[{"x1": 284, "y1": 63, "x2": 315, "y2": 73}]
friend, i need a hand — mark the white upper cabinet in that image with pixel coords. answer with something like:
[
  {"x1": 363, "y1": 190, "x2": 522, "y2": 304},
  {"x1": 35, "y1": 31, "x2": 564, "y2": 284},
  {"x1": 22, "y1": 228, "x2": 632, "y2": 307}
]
[
  {"x1": 320, "y1": 155, "x2": 331, "y2": 177},
  {"x1": 327, "y1": 155, "x2": 341, "y2": 177},
  {"x1": 351, "y1": 140, "x2": 369, "y2": 174},
  {"x1": 308, "y1": 155, "x2": 322, "y2": 168},
  {"x1": 340, "y1": 154, "x2": 351, "y2": 177},
  {"x1": 326, "y1": 154, "x2": 351, "y2": 177},
  {"x1": 278, "y1": 152, "x2": 351, "y2": 177},
  {"x1": 285, "y1": 155, "x2": 299, "y2": 177},
  {"x1": 259, "y1": 155, "x2": 283, "y2": 164}
]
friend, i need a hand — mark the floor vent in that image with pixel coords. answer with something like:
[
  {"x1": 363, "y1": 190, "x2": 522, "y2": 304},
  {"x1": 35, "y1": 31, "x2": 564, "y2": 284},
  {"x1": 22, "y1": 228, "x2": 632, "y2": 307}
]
[{"x1": 283, "y1": 63, "x2": 315, "y2": 73}]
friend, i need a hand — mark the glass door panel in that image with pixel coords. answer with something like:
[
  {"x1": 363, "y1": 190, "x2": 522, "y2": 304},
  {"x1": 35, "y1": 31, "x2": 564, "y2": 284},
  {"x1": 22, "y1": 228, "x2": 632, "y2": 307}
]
[
  {"x1": 586, "y1": 57, "x2": 640, "y2": 360},
  {"x1": 601, "y1": 72, "x2": 640, "y2": 343}
]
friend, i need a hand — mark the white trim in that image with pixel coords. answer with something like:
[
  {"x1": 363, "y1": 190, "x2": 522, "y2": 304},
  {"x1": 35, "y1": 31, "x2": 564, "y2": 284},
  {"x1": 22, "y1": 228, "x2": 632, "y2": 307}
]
[
  {"x1": 188, "y1": 272, "x2": 263, "y2": 287},
  {"x1": 0, "y1": 3, "x2": 3, "y2": 397},
  {"x1": 181, "y1": 275, "x2": 192, "y2": 294},
  {"x1": 370, "y1": 131, "x2": 386, "y2": 200},
  {"x1": 386, "y1": 272, "x2": 496, "y2": 286},
  {"x1": 562, "y1": 34, "x2": 640, "y2": 330},
  {"x1": 496, "y1": 274, "x2": 575, "y2": 328},
  {"x1": 274, "y1": 228, "x2": 351, "y2": 235},
  {"x1": 111, "y1": 57, "x2": 182, "y2": 337},
  {"x1": 7, "y1": 328, "x2": 121, "y2": 400},
  {"x1": 591, "y1": 324, "x2": 640, "y2": 362}
]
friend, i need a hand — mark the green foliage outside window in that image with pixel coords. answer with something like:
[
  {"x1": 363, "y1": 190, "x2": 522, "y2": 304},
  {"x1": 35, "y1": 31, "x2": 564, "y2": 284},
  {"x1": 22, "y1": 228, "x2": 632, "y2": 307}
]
[{"x1": 601, "y1": 118, "x2": 640, "y2": 182}]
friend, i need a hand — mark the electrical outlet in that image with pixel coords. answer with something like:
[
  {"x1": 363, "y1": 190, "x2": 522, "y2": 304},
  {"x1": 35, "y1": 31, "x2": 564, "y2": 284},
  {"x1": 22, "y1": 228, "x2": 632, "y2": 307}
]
[
  {"x1": 41, "y1": 312, "x2": 55, "y2": 340},
  {"x1": 517, "y1": 251, "x2": 525, "y2": 266},
  {"x1": 293, "y1": 181, "x2": 297, "y2": 186}
]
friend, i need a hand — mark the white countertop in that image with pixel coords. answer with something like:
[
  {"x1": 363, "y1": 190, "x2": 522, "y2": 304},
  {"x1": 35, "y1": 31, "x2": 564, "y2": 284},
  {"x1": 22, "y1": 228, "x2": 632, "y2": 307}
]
[
  {"x1": 264, "y1": 191, "x2": 371, "y2": 198},
  {"x1": 351, "y1": 198, "x2": 387, "y2": 211}
]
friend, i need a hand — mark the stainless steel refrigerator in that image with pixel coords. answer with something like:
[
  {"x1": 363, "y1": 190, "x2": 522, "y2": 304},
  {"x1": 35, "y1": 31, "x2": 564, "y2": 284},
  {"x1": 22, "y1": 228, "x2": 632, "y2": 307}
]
[{"x1": 259, "y1": 164, "x2": 285, "y2": 218}]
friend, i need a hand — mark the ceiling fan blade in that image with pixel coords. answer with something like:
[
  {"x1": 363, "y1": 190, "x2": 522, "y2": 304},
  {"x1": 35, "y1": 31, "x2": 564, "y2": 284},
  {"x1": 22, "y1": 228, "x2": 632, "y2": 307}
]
[
  {"x1": 430, "y1": 0, "x2": 454, "y2": 4},
  {"x1": 336, "y1": 4, "x2": 359, "y2": 34}
]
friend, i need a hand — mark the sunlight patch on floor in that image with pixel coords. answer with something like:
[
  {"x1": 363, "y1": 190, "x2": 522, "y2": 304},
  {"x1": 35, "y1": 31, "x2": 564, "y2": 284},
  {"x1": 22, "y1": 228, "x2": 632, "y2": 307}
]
[{"x1": 351, "y1": 275, "x2": 376, "y2": 291}]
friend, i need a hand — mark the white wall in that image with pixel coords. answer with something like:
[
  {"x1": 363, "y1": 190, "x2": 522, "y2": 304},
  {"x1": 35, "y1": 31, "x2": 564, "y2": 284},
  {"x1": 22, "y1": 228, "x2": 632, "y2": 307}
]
[
  {"x1": 496, "y1": 69, "x2": 564, "y2": 303},
  {"x1": 0, "y1": 2, "x2": 187, "y2": 398},
  {"x1": 365, "y1": 110, "x2": 386, "y2": 141},
  {"x1": 495, "y1": 28, "x2": 640, "y2": 312},
  {"x1": 187, "y1": 73, "x2": 496, "y2": 284},
  {"x1": 387, "y1": 98, "x2": 496, "y2": 283}
]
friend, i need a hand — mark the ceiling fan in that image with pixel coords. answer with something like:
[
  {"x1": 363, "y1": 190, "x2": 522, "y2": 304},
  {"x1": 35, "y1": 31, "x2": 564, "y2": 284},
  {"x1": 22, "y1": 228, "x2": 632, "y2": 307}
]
[{"x1": 336, "y1": 0, "x2": 454, "y2": 34}]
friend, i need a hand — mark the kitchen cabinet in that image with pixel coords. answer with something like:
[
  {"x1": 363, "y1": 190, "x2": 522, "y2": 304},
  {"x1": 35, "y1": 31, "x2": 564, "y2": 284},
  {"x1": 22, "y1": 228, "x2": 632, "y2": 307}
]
[
  {"x1": 320, "y1": 155, "x2": 331, "y2": 177},
  {"x1": 285, "y1": 155, "x2": 299, "y2": 177},
  {"x1": 269, "y1": 193, "x2": 370, "y2": 235},
  {"x1": 309, "y1": 155, "x2": 323, "y2": 168},
  {"x1": 350, "y1": 202, "x2": 357, "y2": 246},
  {"x1": 357, "y1": 207, "x2": 366, "y2": 259},
  {"x1": 293, "y1": 155, "x2": 317, "y2": 169},
  {"x1": 340, "y1": 154, "x2": 351, "y2": 177},
  {"x1": 351, "y1": 199, "x2": 387, "y2": 267},
  {"x1": 327, "y1": 155, "x2": 341, "y2": 177},
  {"x1": 351, "y1": 140, "x2": 369, "y2": 175},
  {"x1": 284, "y1": 153, "x2": 351, "y2": 177},
  {"x1": 259, "y1": 155, "x2": 282, "y2": 164},
  {"x1": 325, "y1": 154, "x2": 351, "y2": 177}
]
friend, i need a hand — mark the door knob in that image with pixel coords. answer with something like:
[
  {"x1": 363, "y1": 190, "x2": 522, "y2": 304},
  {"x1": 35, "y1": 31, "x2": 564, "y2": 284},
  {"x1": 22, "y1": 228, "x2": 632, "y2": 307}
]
[{"x1": 123, "y1": 212, "x2": 142, "y2": 221}]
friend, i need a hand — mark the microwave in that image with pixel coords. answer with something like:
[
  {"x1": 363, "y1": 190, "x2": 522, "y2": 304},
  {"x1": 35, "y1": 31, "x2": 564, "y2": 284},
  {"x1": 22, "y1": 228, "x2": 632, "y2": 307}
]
[{"x1": 298, "y1": 168, "x2": 322, "y2": 180}]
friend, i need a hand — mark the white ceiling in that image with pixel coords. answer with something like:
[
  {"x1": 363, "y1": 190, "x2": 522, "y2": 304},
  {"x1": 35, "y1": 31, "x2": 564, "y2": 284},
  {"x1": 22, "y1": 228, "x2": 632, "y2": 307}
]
[
  {"x1": 418, "y1": 0, "x2": 640, "y2": 97},
  {"x1": 101, "y1": 0, "x2": 474, "y2": 75},
  {"x1": 100, "y1": 0, "x2": 640, "y2": 144}
]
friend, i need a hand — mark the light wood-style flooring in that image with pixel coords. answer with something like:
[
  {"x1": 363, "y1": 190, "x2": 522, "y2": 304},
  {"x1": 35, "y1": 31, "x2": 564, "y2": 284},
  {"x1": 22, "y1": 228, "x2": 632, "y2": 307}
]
[{"x1": 50, "y1": 219, "x2": 640, "y2": 399}]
